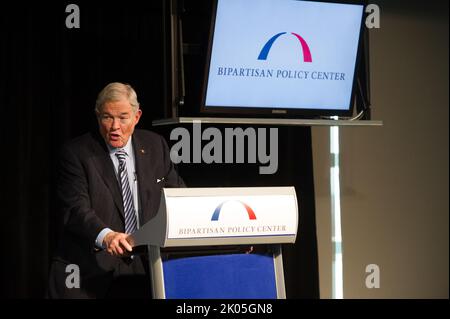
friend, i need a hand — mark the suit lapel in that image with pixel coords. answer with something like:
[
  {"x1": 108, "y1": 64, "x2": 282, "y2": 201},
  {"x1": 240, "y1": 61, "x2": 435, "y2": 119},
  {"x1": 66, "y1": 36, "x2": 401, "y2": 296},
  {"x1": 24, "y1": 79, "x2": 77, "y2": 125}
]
[
  {"x1": 132, "y1": 131, "x2": 156, "y2": 222},
  {"x1": 90, "y1": 133, "x2": 125, "y2": 218}
]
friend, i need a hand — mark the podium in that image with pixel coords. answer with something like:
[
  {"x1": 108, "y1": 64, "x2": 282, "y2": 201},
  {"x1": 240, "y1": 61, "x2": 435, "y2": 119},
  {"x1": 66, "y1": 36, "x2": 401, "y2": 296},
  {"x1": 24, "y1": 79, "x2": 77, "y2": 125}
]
[{"x1": 130, "y1": 187, "x2": 298, "y2": 299}]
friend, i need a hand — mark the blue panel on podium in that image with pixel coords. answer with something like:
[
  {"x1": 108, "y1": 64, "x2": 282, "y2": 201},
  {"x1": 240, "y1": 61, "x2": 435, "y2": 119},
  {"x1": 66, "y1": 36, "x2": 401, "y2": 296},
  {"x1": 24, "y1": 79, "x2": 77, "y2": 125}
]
[{"x1": 163, "y1": 253, "x2": 277, "y2": 299}]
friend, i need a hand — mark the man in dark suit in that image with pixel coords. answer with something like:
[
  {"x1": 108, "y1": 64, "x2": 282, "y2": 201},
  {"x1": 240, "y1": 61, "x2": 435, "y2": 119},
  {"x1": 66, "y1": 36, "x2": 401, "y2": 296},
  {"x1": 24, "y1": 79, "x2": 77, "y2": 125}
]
[{"x1": 48, "y1": 82, "x2": 185, "y2": 298}]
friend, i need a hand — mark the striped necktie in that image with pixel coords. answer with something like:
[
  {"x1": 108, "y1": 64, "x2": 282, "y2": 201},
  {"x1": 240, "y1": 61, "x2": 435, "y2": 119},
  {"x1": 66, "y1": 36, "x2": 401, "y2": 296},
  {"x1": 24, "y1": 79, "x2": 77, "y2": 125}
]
[{"x1": 115, "y1": 150, "x2": 138, "y2": 234}]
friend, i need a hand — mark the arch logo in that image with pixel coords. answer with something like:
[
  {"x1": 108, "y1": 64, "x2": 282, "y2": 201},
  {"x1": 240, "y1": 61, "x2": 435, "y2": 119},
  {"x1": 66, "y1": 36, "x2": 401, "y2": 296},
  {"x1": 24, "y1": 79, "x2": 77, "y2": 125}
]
[
  {"x1": 211, "y1": 200, "x2": 257, "y2": 221},
  {"x1": 258, "y1": 32, "x2": 312, "y2": 63}
]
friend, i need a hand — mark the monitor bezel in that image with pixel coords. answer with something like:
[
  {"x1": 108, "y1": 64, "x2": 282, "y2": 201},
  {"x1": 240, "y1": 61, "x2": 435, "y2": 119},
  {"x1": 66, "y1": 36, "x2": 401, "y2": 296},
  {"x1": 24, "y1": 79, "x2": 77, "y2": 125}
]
[{"x1": 199, "y1": 0, "x2": 367, "y2": 119}]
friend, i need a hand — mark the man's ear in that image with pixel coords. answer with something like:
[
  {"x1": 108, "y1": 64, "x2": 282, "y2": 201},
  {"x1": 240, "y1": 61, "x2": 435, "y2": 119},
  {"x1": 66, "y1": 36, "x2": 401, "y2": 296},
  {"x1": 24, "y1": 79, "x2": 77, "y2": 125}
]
[{"x1": 134, "y1": 109, "x2": 142, "y2": 124}]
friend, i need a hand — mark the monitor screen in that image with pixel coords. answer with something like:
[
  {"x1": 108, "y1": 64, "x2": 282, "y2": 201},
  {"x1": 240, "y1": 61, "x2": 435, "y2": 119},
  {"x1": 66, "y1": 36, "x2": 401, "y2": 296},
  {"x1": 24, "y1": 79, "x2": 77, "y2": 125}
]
[{"x1": 201, "y1": 0, "x2": 365, "y2": 118}]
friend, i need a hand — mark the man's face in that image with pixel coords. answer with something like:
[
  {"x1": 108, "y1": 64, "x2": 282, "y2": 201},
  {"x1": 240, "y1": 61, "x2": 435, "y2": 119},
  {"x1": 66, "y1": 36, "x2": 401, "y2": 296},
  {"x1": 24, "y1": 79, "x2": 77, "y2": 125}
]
[{"x1": 97, "y1": 98, "x2": 142, "y2": 148}]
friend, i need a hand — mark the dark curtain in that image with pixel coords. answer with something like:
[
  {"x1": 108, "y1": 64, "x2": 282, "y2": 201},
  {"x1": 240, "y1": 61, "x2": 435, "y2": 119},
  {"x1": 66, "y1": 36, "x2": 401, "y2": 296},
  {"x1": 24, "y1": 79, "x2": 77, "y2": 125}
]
[{"x1": 1, "y1": 0, "x2": 319, "y2": 298}]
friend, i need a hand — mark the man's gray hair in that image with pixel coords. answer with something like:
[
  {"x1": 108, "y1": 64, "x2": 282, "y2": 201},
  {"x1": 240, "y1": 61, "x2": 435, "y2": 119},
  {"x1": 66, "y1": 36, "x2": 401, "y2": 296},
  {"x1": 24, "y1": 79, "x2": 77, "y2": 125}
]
[{"x1": 95, "y1": 82, "x2": 140, "y2": 114}]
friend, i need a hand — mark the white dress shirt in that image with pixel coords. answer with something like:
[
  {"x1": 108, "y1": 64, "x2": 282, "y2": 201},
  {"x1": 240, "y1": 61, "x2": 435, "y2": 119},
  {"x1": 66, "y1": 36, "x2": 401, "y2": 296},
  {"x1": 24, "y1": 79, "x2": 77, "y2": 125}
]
[{"x1": 95, "y1": 137, "x2": 140, "y2": 248}]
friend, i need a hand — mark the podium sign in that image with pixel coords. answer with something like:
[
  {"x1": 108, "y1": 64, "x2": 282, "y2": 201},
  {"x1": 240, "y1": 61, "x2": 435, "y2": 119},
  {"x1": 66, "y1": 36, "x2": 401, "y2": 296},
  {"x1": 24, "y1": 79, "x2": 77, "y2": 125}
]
[{"x1": 131, "y1": 187, "x2": 298, "y2": 247}]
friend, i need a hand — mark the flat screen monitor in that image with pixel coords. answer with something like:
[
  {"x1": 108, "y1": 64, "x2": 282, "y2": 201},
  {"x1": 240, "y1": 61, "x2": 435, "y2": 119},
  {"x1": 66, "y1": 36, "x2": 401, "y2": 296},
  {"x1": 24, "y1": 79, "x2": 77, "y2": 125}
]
[{"x1": 201, "y1": 0, "x2": 365, "y2": 118}]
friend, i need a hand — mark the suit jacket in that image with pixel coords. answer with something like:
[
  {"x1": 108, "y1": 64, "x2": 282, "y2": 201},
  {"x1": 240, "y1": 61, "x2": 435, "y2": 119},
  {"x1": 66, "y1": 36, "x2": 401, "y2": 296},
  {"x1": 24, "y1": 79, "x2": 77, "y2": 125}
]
[{"x1": 48, "y1": 129, "x2": 185, "y2": 298}]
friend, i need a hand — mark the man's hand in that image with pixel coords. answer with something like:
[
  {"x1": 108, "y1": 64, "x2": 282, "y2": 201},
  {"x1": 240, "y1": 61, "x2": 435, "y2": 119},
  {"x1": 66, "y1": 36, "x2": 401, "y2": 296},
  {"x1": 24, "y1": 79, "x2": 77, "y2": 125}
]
[{"x1": 103, "y1": 231, "x2": 133, "y2": 257}]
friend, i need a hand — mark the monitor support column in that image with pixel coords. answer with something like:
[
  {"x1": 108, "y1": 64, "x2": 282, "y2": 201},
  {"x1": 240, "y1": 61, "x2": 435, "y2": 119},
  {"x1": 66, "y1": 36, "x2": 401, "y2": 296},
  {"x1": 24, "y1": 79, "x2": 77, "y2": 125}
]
[{"x1": 330, "y1": 123, "x2": 343, "y2": 299}]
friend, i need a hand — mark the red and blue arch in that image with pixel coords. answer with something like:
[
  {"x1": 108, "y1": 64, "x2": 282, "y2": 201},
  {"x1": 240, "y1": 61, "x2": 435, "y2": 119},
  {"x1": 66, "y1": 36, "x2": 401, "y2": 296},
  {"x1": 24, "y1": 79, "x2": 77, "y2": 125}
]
[
  {"x1": 258, "y1": 32, "x2": 312, "y2": 63},
  {"x1": 211, "y1": 200, "x2": 257, "y2": 221}
]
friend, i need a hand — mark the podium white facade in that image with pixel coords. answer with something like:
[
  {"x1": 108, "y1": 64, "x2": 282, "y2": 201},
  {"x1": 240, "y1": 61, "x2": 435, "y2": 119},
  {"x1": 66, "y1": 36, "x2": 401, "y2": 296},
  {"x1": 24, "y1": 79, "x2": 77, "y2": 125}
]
[{"x1": 130, "y1": 186, "x2": 299, "y2": 299}]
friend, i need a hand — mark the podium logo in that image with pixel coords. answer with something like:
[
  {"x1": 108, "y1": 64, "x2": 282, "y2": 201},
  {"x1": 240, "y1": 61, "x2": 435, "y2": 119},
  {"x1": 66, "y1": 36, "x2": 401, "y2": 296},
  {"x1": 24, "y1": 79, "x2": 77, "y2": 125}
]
[
  {"x1": 258, "y1": 32, "x2": 312, "y2": 63},
  {"x1": 211, "y1": 200, "x2": 257, "y2": 221}
]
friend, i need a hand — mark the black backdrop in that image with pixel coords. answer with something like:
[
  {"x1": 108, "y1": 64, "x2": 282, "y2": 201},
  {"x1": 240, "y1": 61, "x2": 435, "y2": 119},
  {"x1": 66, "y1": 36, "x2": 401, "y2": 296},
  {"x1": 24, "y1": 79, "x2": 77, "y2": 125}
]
[{"x1": 1, "y1": 0, "x2": 319, "y2": 298}]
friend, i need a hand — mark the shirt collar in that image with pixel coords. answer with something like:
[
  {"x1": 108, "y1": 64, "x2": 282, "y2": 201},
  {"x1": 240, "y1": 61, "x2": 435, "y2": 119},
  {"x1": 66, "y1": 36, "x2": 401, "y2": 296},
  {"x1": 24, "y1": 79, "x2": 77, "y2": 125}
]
[{"x1": 107, "y1": 136, "x2": 133, "y2": 157}]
